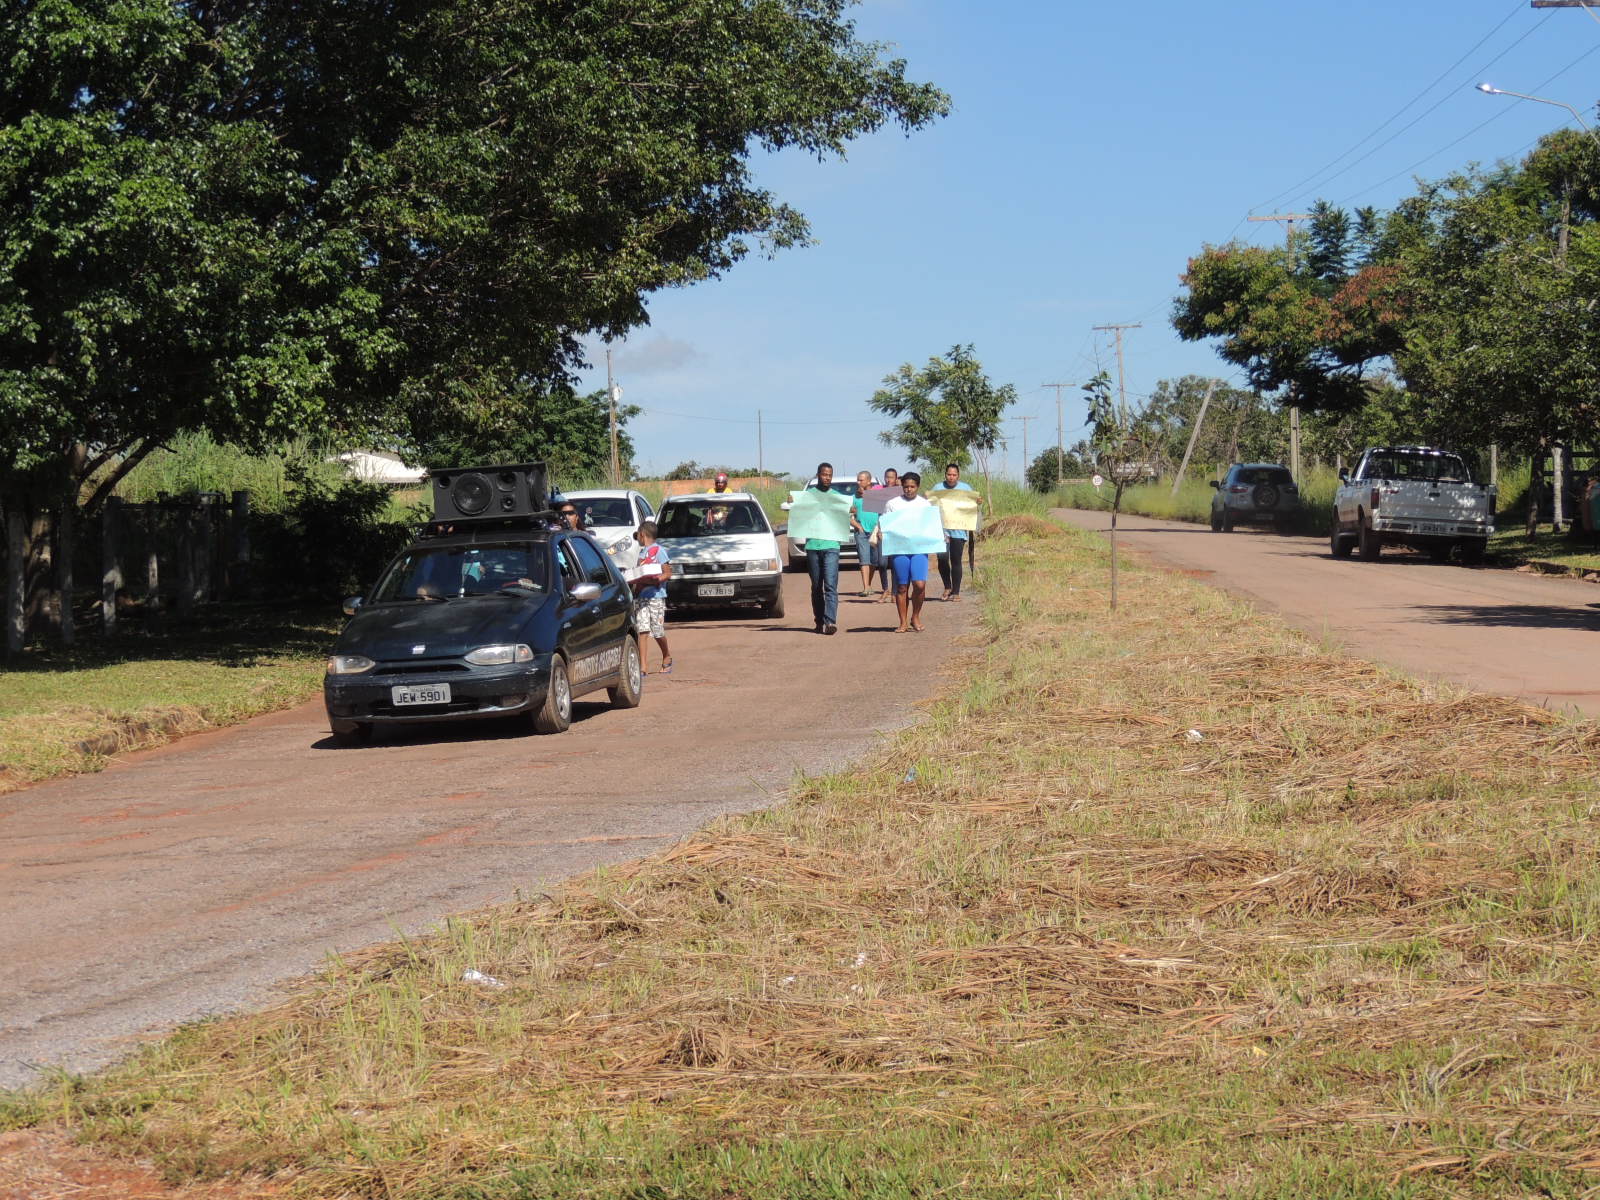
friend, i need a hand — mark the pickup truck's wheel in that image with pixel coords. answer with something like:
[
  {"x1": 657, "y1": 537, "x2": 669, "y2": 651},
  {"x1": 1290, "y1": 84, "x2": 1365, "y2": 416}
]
[
  {"x1": 532, "y1": 656, "x2": 573, "y2": 733},
  {"x1": 1329, "y1": 517, "x2": 1353, "y2": 558},
  {"x1": 608, "y1": 637, "x2": 643, "y2": 709},
  {"x1": 1357, "y1": 513, "x2": 1383, "y2": 561},
  {"x1": 1459, "y1": 538, "x2": 1487, "y2": 566}
]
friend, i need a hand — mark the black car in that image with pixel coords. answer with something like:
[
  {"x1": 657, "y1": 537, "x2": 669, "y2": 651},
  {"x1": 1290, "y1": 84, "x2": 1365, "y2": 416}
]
[
  {"x1": 1209, "y1": 463, "x2": 1300, "y2": 533},
  {"x1": 324, "y1": 523, "x2": 640, "y2": 744}
]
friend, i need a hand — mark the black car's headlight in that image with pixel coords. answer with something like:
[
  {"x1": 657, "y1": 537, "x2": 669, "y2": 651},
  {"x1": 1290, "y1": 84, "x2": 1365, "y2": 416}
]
[
  {"x1": 326, "y1": 655, "x2": 376, "y2": 675},
  {"x1": 465, "y1": 644, "x2": 535, "y2": 666}
]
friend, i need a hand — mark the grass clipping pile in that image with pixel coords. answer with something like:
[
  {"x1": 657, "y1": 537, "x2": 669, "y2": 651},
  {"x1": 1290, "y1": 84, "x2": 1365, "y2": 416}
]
[{"x1": 23, "y1": 528, "x2": 1600, "y2": 1198}]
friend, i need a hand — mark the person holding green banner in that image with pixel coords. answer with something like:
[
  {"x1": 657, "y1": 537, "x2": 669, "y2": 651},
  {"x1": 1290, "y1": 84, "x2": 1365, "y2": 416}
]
[
  {"x1": 787, "y1": 462, "x2": 854, "y2": 634},
  {"x1": 851, "y1": 469, "x2": 882, "y2": 595}
]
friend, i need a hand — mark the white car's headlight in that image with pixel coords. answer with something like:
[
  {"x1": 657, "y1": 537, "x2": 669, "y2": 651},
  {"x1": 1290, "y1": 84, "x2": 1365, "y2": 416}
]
[
  {"x1": 465, "y1": 644, "x2": 535, "y2": 666},
  {"x1": 747, "y1": 559, "x2": 779, "y2": 572},
  {"x1": 326, "y1": 655, "x2": 376, "y2": 675}
]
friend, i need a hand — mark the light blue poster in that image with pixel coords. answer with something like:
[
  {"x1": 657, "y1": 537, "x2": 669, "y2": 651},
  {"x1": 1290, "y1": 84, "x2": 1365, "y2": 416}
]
[
  {"x1": 878, "y1": 502, "x2": 946, "y2": 556},
  {"x1": 786, "y1": 488, "x2": 855, "y2": 542}
]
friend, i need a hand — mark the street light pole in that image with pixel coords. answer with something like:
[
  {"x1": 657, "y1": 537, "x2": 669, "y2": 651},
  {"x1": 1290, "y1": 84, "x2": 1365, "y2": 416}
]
[{"x1": 1476, "y1": 82, "x2": 1600, "y2": 148}]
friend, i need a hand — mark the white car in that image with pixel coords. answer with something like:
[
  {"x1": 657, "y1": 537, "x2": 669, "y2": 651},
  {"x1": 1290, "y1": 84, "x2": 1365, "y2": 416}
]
[
  {"x1": 655, "y1": 492, "x2": 785, "y2": 618},
  {"x1": 559, "y1": 489, "x2": 655, "y2": 570}
]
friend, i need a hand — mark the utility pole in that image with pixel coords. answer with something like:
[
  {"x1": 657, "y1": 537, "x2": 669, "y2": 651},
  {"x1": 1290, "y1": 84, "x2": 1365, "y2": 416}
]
[
  {"x1": 1016, "y1": 414, "x2": 1035, "y2": 479},
  {"x1": 757, "y1": 410, "x2": 764, "y2": 478},
  {"x1": 1042, "y1": 383, "x2": 1073, "y2": 483},
  {"x1": 1092, "y1": 324, "x2": 1142, "y2": 422},
  {"x1": 605, "y1": 348, "x2": 620, "y2": 487},
  {"x1": 1171, "y1": 379, "x2": 1220, "y2": 496},
  {"x1": 1249, "y1": 214, "x2": 1312, "y2": 482}
]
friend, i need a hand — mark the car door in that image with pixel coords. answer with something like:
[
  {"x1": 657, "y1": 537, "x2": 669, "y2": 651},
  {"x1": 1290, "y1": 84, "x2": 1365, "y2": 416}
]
[
  {"x1": 555, "y1": 537, "x2": 606, "y2": 681},
  {"x1": 568, "y1": 535, "x2": 631, "y2": 690}
]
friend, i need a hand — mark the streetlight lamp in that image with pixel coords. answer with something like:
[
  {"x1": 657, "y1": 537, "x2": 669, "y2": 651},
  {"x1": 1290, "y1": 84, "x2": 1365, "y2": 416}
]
[{"x1": 1475, "y1": 82, "x2": 1600, "y2": 148}]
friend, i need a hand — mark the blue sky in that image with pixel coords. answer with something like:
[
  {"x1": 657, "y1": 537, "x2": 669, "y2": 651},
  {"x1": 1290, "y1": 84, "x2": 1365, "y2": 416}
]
[{"x1": 577, "y1": 0, "x2": 1600, "y2": 480}]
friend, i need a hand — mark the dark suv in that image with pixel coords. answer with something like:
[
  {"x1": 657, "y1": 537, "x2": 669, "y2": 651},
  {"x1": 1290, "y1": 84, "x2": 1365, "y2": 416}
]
[{"x1": 1210, "y1": 463, "x2": 1300, "y2": 533}]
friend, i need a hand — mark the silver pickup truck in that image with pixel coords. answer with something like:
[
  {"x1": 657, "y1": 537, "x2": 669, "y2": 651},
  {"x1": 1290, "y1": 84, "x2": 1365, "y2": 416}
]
[{"x1": 1331, "y1": 446, "x2": 1495, "y2": 564}]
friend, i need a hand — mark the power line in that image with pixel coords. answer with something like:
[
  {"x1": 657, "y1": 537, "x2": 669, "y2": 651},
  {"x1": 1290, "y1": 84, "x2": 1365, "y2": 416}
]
[
  {"x1": 1337, "y1": 37, "x2": 1600, "y2": 205},
  {"x1": 1252, "y1": 1, "x2": 1535, "y2": 214},
  {"x1": 633, "y1": 405, "x2": 883, "y2": 426}
]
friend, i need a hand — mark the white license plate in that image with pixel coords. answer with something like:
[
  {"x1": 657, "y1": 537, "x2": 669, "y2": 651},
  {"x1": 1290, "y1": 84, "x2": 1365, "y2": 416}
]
[
  {"x1": 1417, "y1": 523, "x2": 1447, "y2": 535},
  {"x1": 697, "y1": 583, "x2": 736, "y2": 598},
  {"x1": 391, "y1": 683, "x2": 451, "y2": 706}
]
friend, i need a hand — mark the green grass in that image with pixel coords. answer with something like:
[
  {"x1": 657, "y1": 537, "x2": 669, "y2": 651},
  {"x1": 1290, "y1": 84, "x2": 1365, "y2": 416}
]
[
  {"x1": 1050, "y1": 468, "x2": 1343, "y2": 535},
  {"x1": 0, "y1": 607, "x2": 339, "y2": 793},
  {"x1": 1490, "y1": 527, "x2": 1600, "y2": 573},
  {"x1": 17, "y1": 516, "x2": 1600, "y2": 1199}
]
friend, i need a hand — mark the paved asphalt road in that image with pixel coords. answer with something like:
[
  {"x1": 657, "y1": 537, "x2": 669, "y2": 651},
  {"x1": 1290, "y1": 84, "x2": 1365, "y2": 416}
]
[
  {"x1": 0, "y1": 561, "x2": 971, "y2": 1089},
  {"x1": 1055, "y1": 508, "x2": 1600, "y2": 718}
]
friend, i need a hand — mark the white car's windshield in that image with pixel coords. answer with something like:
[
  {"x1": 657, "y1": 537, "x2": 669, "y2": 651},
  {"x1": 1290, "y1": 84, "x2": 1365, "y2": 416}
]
[
  {"x1": 570, "y1": 498, "x2": 633, "y2": 527},
  {"x1": 371, "y1": 543, "x2": 549, "y2": 601},
  {"x1": 658, "y1": 500, "x2": 769, "y2": 538}
]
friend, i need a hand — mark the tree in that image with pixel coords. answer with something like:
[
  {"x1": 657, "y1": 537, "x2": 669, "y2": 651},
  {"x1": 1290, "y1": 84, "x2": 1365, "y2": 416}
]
[
  {"x1": 868, "y1": 345, "x2": 1017, "y2": 472},
  {"x1": 2, "y1": 0, "x2": 949, "y2": 643},
  {"x1": 1026, "y1": 445, "x2": 1092, "y2": 493},
  {"x1": 1083, "y1": 371, "x2": 1163, "y2": 612},
  {"x1": 1138, "y1": 376, "x2": 1283, "y2": 472},
  {"x1": 412, "y1": 388, "x2": 639, "y2": 484}
]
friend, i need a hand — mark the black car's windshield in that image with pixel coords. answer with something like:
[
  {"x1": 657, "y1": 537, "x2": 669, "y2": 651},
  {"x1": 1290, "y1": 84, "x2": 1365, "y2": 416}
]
[
  {"x1": 657, "y1": 500, "x2": 769, "y2": 538},
  {"x1": 568, "y1": 497, "x2": 633, "y2": 527},
  {"x1": 1366, "y1": 452, "x2": 1470, "y2": 484},
  {"x1": 1234, "y1": 467, "x2": 1295, "y2": 486},
  {"x1": 371, "y1": 543, "x2": 550, "y2": 601}
]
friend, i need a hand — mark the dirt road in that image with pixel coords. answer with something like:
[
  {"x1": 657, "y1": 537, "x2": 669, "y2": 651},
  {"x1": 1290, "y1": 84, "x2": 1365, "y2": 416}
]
[
  {"x1": 1055, "y1": 508, "x2": 1600, "y2": 717},
  {"x1": 0, "y1": 565, "x2": 969, "y2": 1089}
]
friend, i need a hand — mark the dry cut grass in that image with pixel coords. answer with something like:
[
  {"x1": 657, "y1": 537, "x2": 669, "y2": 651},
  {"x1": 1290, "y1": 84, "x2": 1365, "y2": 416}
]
[{"x1": 14, "y1": 523, "x2": 1600, "y2": 1199}]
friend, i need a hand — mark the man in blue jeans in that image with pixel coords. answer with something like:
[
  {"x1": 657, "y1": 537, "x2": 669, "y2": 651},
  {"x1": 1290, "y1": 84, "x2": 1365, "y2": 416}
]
[{"x1": 805, "y1": 461, "x2": 841, "y2": 635}]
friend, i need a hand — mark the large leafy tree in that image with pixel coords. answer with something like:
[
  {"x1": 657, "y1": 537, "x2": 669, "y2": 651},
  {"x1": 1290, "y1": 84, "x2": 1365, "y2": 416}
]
[
  {"x1": 412, "y1": 388, "x2": 640, "y2": 483},
  {"x1": 1172, "y1": 201, "x2": 1403, "y2": 416},
  {"x1": 1, "y1": 0, "x2": 950, "y2": 504},
  {"x1": 868, "y1": 345, "x2": 1016, "y2": 470}
]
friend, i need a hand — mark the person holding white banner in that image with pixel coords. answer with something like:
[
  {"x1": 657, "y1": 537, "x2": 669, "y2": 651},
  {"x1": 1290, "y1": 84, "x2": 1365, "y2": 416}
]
[
  {"x1": 879, "y1": 471, "x2": 942, "y2": 633},
  {"x1": 932, "y1": 462, "x2": 976, "y2": 602}
]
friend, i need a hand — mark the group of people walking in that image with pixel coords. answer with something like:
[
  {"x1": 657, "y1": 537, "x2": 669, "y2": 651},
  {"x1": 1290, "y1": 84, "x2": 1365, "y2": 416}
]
[{"x1": 803, "y1": 461, "x2": 977, "y2": 636}]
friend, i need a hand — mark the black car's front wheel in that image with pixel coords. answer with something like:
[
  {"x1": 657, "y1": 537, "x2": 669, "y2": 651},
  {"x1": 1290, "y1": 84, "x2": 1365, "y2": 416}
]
[
  {"x1": 532, "y1": 657, "x2": 573, "y2": 734},
  {"x1": 329, "y1": 718, "x2": 373, "y2": 747},
  {"x1": 609, "y1": 637, "x2": 643, "y2": 709}
]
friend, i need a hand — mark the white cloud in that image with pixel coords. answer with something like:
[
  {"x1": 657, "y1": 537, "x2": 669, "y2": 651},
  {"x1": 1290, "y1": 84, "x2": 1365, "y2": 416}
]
[{"x1": 613, "y1": 336, "x2": 703, "y2": 375}]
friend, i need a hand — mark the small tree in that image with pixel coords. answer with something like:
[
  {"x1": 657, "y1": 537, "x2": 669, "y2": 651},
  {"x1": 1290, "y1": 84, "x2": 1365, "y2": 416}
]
[
  {"x1": 1084, "y1": 371, "x2": 1161, "y2": 611},
  {"x1": 869, "y1": 346, "x2": 1017, "y2": 478}
]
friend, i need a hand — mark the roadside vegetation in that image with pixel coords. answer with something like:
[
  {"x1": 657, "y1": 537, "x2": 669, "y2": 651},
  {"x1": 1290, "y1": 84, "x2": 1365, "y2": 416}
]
[
  {"x1": 0, "y1": 607, "x2": 339, "y2": 794},
  {"x1": 13, "y1": 519, "x2": 1600, "y2": 1198}
]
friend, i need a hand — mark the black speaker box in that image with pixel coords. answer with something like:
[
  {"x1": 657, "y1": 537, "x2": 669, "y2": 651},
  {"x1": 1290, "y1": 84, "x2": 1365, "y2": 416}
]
[{"x1": 430, "y1": 462, "x2": 550, "y2": 521}]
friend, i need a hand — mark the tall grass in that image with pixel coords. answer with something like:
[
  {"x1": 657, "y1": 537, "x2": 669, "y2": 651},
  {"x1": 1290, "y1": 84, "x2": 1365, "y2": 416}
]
[
  {"x1": 31, "y1": 520, "x2": 1600, "y2": 1199},
  {"x1": 117, "y1": 434, "x2": 346, "y2": 513},
  {"x1": 1051, "y1": 466, "x2": 1344, "y2": 536}
]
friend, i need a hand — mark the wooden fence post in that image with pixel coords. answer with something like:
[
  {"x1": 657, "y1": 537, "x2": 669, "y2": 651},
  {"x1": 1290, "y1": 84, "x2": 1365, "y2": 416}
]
[
  {"x1": 230, "y1": 490, "x2": 250, "y2": 597},
  {"x1": 5, "y1": 507, "x2": 24, "y2": 655},
  {"x1": 145, "y1": 506, "x2": 160, "y2": 608},
  {"x1": 176, "y1": 504, "x2": 196, "y2": 619},
  {"x1": 102, "y1": 497, "x2": 122, "y2": 634},
  {"x1": 56, "y1": 498, "x2": 74, "y2": 646}
]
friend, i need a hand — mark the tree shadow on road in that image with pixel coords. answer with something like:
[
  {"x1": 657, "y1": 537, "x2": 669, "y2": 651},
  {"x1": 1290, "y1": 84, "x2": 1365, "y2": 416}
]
[{"x1": 1412, "y1": 603, "x2": 1600, "y2": 631}]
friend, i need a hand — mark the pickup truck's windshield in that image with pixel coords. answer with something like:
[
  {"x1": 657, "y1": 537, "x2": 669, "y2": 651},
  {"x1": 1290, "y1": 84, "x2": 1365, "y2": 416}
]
[{"x1": 1364, "y1": 452, "x2": 1470, "y2": 484}]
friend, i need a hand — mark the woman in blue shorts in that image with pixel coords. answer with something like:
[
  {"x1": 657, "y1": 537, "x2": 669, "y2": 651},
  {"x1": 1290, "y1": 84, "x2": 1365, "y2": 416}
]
[{"x1": 883, "y1": 471, "x2": 930, "y2": 633}]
